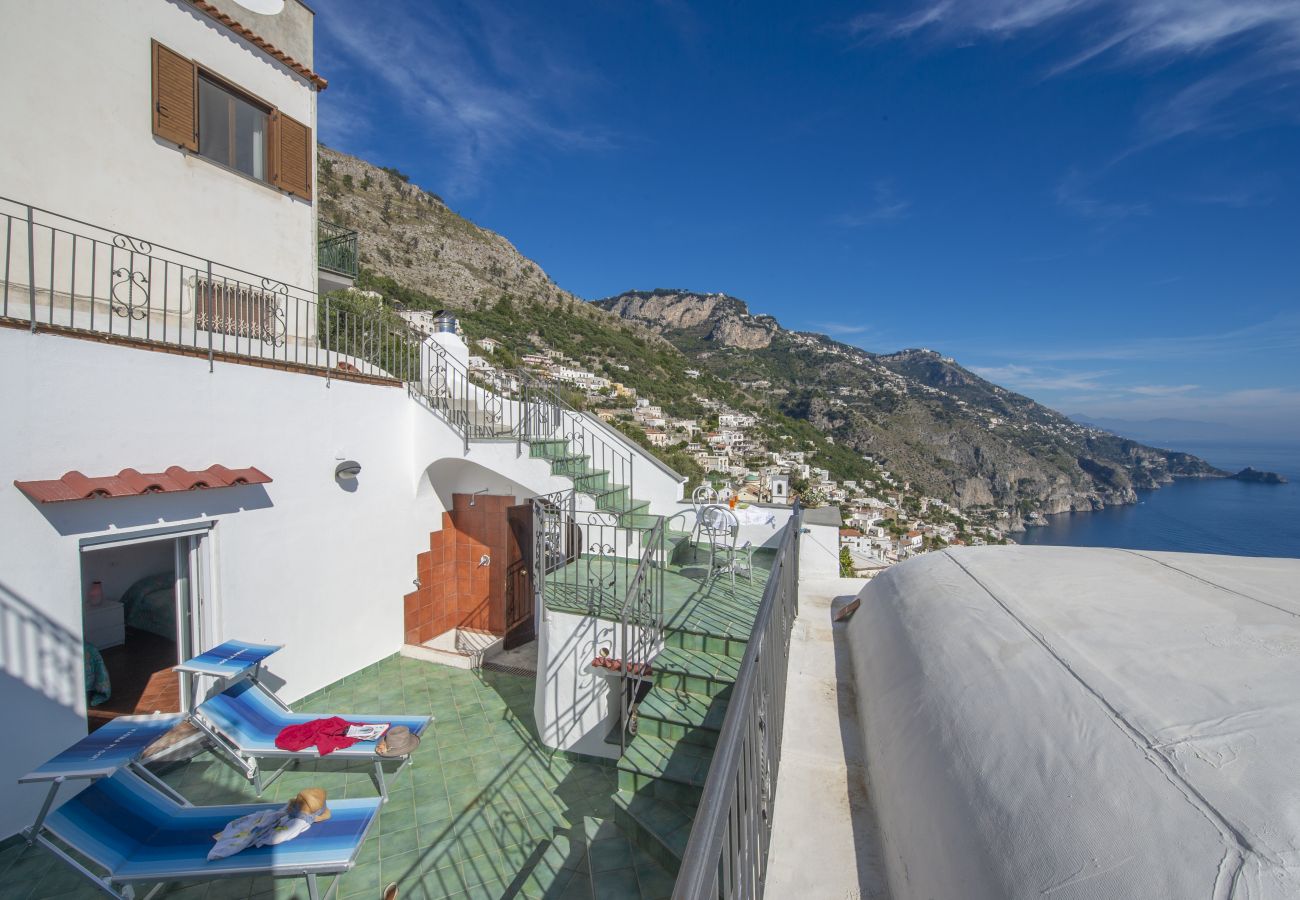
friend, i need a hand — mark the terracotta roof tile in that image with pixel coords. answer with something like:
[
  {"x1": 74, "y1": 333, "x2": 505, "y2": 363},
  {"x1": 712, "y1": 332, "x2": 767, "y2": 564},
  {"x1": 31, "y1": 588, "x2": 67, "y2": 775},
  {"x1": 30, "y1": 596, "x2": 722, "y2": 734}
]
[
  {"x1": 14, "y1": 465, "x2": 272, "y2": 504},
  {"x1": 187, "y1": 1, "x2": 328, "y2": 91}
]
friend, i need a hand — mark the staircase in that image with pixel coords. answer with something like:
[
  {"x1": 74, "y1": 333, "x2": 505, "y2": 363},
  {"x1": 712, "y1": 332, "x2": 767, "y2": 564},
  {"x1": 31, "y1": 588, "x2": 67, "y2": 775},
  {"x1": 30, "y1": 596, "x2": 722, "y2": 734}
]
[
  {"x1": 415, "y1": 342, "x2": 673, "y2": 528},
  {"x1": 526, "y1": 437, "x2": 661, "y2": 528},
  {"x1": 612, "y1": 623, "x2": 744, "y2": 877}
]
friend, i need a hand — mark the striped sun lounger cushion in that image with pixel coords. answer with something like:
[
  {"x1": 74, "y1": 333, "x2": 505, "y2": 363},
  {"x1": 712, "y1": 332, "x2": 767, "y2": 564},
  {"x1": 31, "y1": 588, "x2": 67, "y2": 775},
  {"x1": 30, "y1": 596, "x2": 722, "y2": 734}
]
[
  {"x1": 198, "y1": 680, "x2": 431, "y2": 757},
  {"x1": 43, "y1": 770, "x2": 379, "y2": 880}
]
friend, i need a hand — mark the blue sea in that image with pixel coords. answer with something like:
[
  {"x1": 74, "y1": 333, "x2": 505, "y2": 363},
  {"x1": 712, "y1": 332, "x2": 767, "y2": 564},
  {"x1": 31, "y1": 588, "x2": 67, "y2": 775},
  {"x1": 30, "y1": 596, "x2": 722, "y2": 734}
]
[{"x1": 1015, "y1": 440, "x2": 1300, "y2": 559}]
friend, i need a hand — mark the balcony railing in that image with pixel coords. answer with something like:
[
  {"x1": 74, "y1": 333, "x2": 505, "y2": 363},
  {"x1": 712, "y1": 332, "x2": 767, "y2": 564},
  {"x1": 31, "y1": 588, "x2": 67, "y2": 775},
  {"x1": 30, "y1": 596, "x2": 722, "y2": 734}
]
[
  {"x1": 317, "y1": 219, "x2": 359, "y2": 278},
  {"x1": 0, "y1": 196, "x2": 417, "y2": 382},
  {"x1": 674, "y1": 502, "x2": 803, "y2": 900}
]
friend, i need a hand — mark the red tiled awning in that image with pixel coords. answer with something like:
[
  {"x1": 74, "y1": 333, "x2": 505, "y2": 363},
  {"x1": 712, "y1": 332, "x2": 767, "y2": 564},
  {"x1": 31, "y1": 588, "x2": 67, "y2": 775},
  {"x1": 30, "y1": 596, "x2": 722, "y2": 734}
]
[{"x1": 14, "y1": 465, "x2": 272, "y2": 503}]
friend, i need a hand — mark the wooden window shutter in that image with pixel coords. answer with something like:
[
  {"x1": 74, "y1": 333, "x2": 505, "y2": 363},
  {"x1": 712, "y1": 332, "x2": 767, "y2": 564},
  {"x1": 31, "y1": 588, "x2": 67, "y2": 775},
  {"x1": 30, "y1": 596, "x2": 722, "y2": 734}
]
[
  {"x1": 151, "y1": 40, "x2": 197, "y2": 151},
  {"x1": 271, "y1": 110, "x2": 313, "y2": 200}
]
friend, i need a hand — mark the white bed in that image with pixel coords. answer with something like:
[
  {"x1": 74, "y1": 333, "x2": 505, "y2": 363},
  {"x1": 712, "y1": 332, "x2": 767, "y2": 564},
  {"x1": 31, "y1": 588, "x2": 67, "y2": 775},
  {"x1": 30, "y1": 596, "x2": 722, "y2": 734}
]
[{"x1": 848, "y1": 545, "x2": 1300, "y2": 900}]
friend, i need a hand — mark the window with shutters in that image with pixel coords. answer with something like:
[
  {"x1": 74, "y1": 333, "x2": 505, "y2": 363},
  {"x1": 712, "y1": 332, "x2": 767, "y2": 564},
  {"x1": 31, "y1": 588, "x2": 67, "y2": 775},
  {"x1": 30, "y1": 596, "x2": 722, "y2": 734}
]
[
  {"x1": 151, "y1": 41, "x2": 313, "y2": 201},
  {"x1": 198, "y1": 75, "x2": 269, "y2": 182}
]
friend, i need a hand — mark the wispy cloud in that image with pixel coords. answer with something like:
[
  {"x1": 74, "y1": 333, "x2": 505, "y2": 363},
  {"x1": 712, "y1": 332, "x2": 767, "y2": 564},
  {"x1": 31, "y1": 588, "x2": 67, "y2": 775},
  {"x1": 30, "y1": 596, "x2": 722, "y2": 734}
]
[
  {"x1": 833, "y1": 179, "x2": 911, "y2": 227},
  {"x1": 812, "y1": 321, "x2": 874, "y2": 336},
  {"x1": 1070, "y1": 386, "x2": 1300, "y2": 438},
  {"x1": 1126, "y1": 383, "x2": 1199, "y2": 396},
  {"x1": 1026, "y1": 314, "x2": 1300, "y2": 362},
  {"x1": 970, "y1": 364, "x2": 1300, "y2": 433},
  {"x1": 1054, "y1": 168, "x2": 1150, "y2": 222},
  {"x1": 970, "y1": 364, "x2": 1116, "y2": 393},
  {"x1": 847, "y1": 1, "x2": 1300, "y2": 150},
  {"x1": 315, "y1": 1, "x2": 610, "y2": 197}
]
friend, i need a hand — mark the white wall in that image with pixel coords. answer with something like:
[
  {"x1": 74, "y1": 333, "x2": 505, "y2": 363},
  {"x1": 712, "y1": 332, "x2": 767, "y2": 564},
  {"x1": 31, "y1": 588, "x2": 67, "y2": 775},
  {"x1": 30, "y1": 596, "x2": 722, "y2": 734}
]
[
  {"x1": 0, "y1": 0, "x2": 317, "y2": 292},
  {"x1": 534, "y1": 608, "x2": 662, "y2": 759},
  {"x1": 0, "y1": 327, "x2": 590, "y2": 838}
]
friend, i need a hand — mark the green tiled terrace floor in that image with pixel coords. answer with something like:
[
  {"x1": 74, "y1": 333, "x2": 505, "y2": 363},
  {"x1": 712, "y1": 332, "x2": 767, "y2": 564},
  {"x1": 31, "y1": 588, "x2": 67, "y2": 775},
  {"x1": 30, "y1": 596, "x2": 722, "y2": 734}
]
[
  {"x1": 0, "y1": 658, "x2": 676, "y2": 900},
  {"x1": 543, "y1": 546, "x2": 776, "y2": 639}
]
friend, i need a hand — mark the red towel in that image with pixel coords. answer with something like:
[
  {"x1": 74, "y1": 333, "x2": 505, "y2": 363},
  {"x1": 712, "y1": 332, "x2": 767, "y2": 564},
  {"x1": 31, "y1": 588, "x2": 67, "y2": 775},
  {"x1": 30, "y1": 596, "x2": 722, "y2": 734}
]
[{"x1": 274, "y1": 716, "x2": 365, "y2": 755}]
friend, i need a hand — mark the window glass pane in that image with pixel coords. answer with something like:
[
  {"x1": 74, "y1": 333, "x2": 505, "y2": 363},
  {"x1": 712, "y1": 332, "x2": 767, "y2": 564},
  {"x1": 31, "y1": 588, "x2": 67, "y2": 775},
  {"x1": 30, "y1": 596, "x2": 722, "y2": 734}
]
[
  {"x1": 234, "y1": 98, "x2": 267, "y2": 180},
  {"x1": 197, "y1": 75, "x2": 268, "y2": 183},
  {"x1": 198, "y1": 77, "x2": 231, "y2": 168}
]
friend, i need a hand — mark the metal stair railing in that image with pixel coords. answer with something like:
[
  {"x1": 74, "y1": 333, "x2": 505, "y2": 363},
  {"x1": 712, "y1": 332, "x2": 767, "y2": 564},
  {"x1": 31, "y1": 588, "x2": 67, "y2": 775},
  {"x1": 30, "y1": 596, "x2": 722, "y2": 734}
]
[
  {"x1": 419, "y1": 340, "x2": 525, "y2": 453},
  {"x1": 672, "y1": 501, "x2": 804, "y2": 900},
  {"x1": 517, "y1": 370, "x2": 636, "y2": 510},
  {"x1": 619, "y1": 514, "x2": 665, "y2": 753}
]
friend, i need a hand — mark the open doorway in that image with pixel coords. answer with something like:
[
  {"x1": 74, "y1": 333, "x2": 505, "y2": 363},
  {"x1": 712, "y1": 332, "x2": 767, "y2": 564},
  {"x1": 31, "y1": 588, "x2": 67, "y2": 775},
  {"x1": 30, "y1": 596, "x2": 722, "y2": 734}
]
[{"x1": 80, "y1": 532, "x2": 208, "y2": 731}]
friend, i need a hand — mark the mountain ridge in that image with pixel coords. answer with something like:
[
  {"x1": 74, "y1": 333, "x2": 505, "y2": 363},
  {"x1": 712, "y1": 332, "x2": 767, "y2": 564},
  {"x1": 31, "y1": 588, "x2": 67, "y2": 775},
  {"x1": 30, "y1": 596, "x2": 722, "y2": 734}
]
[
  {"x1": 594, "y1": 289, "x2": 1226, "y2": 520},
  {"x1": 317, "y1": 146, "x2": 1225, "y2": 525}
]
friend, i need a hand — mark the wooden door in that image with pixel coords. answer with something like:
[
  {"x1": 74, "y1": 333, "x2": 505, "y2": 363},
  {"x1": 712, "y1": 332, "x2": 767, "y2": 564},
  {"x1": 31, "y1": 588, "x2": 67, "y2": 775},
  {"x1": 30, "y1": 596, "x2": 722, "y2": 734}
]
[{"x1": 504, "y1": 503, "x2": 535, "y2": 649}]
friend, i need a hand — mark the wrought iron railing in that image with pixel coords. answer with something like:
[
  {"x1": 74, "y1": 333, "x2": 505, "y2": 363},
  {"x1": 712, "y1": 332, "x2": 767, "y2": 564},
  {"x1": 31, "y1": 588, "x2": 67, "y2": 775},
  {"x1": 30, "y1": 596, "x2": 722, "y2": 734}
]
[
  {"x1": 673, "y1": 502, "x2": 803, "y2": 900},
  {"x1": 620, "y1": 515, "x2": 664, "y2": 752},
  {"x1": 419, "y1": 341, "x2": 527, "y2": 453},
  {"x1": 0, "y1": 196, "x2": 652, "y2": 502},
  {"x1": 317, "y1": 219, "x2": 359, "y2": 278},
  {"x1": 0, "y1": 196, "x2": 418, "y2": 382},
  {"x1": 531, "y1": 489, "x2": 577, "y2": 595},
  {"x1": 531, "y1": 489, "x2": 664, "y2": 748},
  {"x1": 416, "y1": 344, "x2": 637, "y2": 504},
  {"x1": 517, "y1": 369, "x2": 636, "y2": 510}
]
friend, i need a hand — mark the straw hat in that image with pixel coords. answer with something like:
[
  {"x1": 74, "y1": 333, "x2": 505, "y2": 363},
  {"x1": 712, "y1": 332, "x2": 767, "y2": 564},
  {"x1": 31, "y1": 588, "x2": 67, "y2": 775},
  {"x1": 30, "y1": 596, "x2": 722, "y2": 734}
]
[
  {"x1": 290, "y1": 787, "x2": 332, "y2": 822},
  {"x1": 376, "y1": 725, "x2": 420, "y2": 758}
]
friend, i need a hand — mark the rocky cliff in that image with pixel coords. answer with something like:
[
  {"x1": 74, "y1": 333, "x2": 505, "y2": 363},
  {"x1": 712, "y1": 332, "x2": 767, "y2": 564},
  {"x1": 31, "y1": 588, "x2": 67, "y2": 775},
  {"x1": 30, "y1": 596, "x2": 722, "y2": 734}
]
[
  {"x1": 595, "y1": 290, "x2": 1224, "y2": 522},
  {"x1": 320, "y1": 147, "x2": 583, "y2": 312},
  {"x1": 320, "y1": 146, "x2": 1224, "y2": 522}
]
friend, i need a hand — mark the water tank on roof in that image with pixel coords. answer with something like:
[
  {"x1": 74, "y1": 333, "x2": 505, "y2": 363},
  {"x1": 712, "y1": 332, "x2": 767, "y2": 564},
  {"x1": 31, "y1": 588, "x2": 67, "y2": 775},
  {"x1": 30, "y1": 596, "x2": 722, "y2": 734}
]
[{"x1": 233, "y1": 0, "x2": 286, "y2": 14}]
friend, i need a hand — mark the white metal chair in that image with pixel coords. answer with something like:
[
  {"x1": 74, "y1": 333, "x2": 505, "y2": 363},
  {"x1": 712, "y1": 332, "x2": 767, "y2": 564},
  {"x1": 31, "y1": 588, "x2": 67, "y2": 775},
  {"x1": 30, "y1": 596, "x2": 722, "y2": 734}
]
[
  {"x1": 697, "y1": 504, "x2": 754, "y2": 585},
  {"x1": 690, "y1": 485, "x2": 719, "y2": 545}
]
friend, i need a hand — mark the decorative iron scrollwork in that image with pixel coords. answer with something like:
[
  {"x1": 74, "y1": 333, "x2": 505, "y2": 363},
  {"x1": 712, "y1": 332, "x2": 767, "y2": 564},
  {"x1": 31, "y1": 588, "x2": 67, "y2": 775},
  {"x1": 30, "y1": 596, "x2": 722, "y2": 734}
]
[
  {"x1": 586, "y1": 541, "x2": 617, "y2": 614},
  {"x1": 111, "y1": 234, "x2": 153, "y2": 254},
  {"x1": 110, "y1": 266, "x2": 149, "y2": 319},
  {"x1": 258, "y1": 276, "x2": 290, "y2": 298}
]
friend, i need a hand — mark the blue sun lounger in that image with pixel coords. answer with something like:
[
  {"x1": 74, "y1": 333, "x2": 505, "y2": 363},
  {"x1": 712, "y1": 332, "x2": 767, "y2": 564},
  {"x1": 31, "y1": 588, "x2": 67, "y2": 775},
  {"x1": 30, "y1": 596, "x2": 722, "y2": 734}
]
[
  {"x1": 32, "y1": 768, "x2": 378, "y2": 900},
  {"x1": 18, "y1": 713, "x2": 378, "y2": 900},
  {"x1": 189, "y1": 678, "x2": 432, "y2": 800}
]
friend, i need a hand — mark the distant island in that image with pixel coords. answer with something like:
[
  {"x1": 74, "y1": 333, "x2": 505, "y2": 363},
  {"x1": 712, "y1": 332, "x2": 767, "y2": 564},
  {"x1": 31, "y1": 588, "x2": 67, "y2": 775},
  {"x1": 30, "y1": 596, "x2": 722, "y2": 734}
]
[{"x1": 1231, "y1": 467, "x2": 1288, "y2": 484}]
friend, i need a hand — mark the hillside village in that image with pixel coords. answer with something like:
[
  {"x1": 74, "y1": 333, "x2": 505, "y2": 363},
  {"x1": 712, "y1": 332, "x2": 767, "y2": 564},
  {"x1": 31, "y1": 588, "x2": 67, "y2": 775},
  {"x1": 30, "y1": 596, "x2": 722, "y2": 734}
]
[{"x1": 401, "y1": 305, "x2": 1009, "y2": 575}]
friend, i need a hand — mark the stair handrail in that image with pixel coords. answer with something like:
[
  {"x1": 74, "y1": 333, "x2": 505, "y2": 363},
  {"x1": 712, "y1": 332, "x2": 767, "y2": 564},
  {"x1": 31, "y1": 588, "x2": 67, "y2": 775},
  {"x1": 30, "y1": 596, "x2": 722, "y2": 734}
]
[
  {"x1": 515, "y1": 369, "x2": 636, "y2": 507},
  {"x1": 417, "y1": 338, "x2": 525, "y2": 453},
  {"x1": 672, "y1": 501, "x2": 804, "y2": 900},
  {"x1": 619, "y1": 514, "x2": 665, "y2": 753}
]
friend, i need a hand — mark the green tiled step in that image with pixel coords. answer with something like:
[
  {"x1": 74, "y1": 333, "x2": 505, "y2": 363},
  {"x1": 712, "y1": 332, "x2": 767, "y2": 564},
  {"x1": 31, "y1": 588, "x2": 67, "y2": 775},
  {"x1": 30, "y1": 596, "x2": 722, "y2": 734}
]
[
  {"x1": 652, "y1": 646, "x2": 740, "y2": 698},
  {"x1": 614, "y1": 791, "x2": 697, "y2": 875},
  {"x1": 573, "y1": 470, "x2": 613, "y2": 492},
  {"x1": 617, "y1": 769, "x2": 704, "y2": 811},
  {"x1": 550, "y1": 454, "x2": 596, "y2": 477},
  {"x1": 595, "y1": 486, "x2": 632, "y2": 511},
  {"x1": 662, "y1": 628, "x2": 748, "y2": 661},
  {"x1": 636, "y1": 687, "x2": 727, "y2": 748},
  {"x1": 618, "y1": 502, "x2": 657, "y2": 529},
  {"x1": 582, "y1": 815, "x2": 680, "y2": 899},
  {"x1": 617, "y1": 735, "x2": 715, "y2": 791},
  {"x1": 528, "y1": 438, "x2": 571, "y2": 459}
]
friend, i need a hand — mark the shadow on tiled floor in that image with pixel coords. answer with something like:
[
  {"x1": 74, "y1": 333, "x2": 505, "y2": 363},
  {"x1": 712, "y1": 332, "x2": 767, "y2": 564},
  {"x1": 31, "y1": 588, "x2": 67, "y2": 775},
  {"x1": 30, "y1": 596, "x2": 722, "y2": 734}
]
[{"x1": 0, "y1": 658, "x2": 675, "y2": 900}]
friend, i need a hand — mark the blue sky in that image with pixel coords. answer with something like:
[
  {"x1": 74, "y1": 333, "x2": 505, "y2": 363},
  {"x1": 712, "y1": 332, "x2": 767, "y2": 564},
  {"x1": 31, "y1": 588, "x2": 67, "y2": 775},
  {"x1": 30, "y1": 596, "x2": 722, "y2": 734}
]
[{"x1": 313, "y1": 0, "x2": 1300, "y2": 439}]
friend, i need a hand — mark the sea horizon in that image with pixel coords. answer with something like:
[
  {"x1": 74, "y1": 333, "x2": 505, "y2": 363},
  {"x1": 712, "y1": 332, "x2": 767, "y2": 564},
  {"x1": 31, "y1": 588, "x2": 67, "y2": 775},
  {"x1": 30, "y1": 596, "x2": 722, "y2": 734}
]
[{"x1": 1014, "y1": 437, "x2": 1300, "y2": 558}]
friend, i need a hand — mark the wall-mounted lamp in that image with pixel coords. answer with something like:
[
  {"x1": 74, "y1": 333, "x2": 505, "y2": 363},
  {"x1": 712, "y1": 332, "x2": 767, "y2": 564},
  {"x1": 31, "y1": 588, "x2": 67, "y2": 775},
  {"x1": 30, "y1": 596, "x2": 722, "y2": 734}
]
[
  {"x1": 468, "y1": 487, "x2": 490, "y2": 506},
  {"x1": 335, "y1": 460, "x2": 362, "y2": 481}
]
